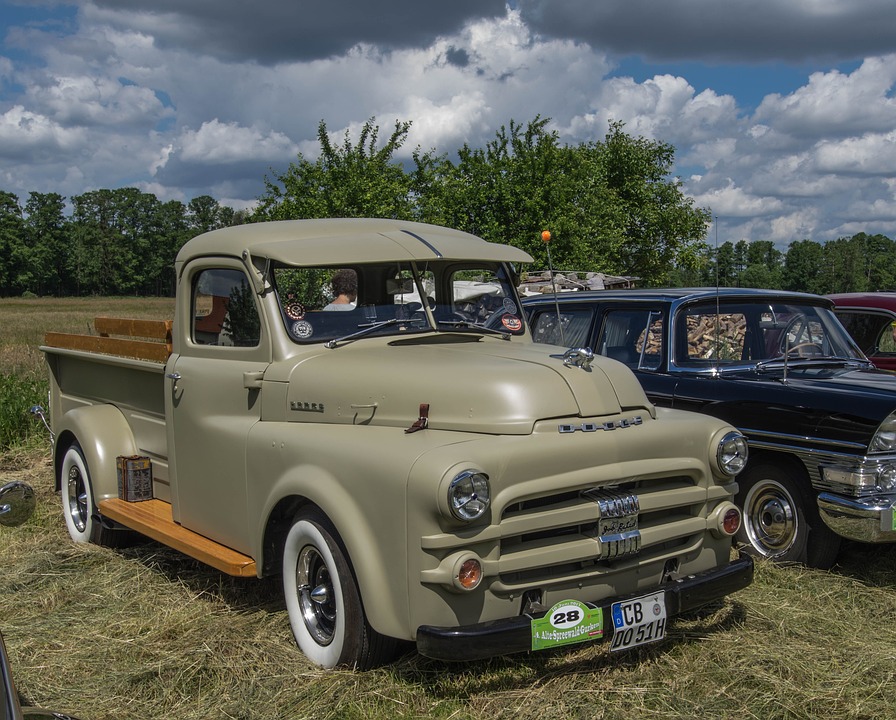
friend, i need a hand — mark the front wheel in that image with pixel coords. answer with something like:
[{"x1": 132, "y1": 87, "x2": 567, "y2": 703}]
[
  {"x1": 736, "y1": 461, "x2": 840, "y2": 569},
  {"x1": 282, "y1": 509, "x2": 396, "y2": 669},
  {"x1": 59, "y1": 442, "x2": 118, "y2": 546}
]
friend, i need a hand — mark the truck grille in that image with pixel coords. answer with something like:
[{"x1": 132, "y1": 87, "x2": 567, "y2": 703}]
[{"x1": 495, "y1": 476, "x2": 705, "y2": 589}]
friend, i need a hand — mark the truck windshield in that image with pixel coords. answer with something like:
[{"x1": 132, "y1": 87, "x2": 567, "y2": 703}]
[{"x1": 272, "y1": 261, "x2": 525, "y2": 344}]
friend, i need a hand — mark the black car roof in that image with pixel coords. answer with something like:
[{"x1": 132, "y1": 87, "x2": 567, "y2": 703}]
[{"x1": 521, "y1": 287, "x2": 833, "y2": 307}]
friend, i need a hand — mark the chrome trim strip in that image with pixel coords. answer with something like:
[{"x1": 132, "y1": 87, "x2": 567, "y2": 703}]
[
  {"x1": 743, "y1": 429, "x2": 867, "y2": 452},
  {"x1": 748, "y1": 437, "x2": 896, "y2": 495}
]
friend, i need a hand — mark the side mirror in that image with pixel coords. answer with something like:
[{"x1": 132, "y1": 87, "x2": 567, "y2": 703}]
[{"x1": 0, "y1": 481, "x2": 36, "y2": 527}]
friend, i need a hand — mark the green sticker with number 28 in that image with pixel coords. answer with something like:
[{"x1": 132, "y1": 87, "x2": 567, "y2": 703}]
[{"x1": 531, "y1": 599, "x2": 604, "y2": 651}]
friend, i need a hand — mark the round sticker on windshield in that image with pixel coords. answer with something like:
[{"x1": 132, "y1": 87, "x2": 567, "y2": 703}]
[
  {"x1": 501, "y1": 315, "x2": 522, "y2": 332},
  {"x1": 502, "y1": 297, "x2": 518, "y2": 314},
  {"x1": 292, "y1": 320, "x2": 313, "y2": 339},
  {"x1": 286, "y1": 302, "x2": 306, "y2": 320}
]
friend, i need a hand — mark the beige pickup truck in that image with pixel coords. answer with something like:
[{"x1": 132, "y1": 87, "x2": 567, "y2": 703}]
[{"x1": 41, "y1": 218, "x2": 752, "y2": 669}]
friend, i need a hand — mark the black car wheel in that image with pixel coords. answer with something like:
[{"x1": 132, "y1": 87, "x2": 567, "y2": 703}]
[{"x1": 736, "y1": 461, "x2": 840, "y2": 569}]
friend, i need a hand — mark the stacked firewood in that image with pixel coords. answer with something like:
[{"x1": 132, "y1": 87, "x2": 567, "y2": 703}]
[{"x1": 684, "y1": 314, "x2": 746, "y2": 360}]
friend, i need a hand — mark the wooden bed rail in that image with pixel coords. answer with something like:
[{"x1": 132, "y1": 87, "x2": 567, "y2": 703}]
[{"x1": 44, "y1": 317, "x2": 173, "y2": 363}]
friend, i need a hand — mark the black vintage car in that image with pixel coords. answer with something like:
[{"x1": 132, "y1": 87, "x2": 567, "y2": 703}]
[{"x1": 523, "y1": 288, "x2": 896, "y2": 569}]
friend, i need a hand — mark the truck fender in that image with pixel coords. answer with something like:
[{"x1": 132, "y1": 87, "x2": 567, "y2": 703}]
[
  {"x1": 259, "y1": 466, "x2": 409, "y2": 642},
  {"x1": 53, "y1": 404, "x2": 138, "y2": 503}
]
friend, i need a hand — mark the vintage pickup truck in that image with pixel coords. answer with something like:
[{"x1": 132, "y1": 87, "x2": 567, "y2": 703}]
[
  {"x1": 524, "y1": 287, "x2": 896, "y2": 570},
  {"x1": 41, "y1": 219, "x2": 752, "y2": 669}
]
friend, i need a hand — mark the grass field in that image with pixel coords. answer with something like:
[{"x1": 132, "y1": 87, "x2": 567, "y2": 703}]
[{"x1": 2, "y1": 298, "x2": 895, "y2": 720}]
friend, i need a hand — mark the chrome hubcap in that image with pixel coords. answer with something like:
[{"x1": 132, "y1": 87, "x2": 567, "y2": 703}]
[
  {"x1": 744, "y1": 479, "x2": 798, "y2": 556},
  {"x1": 296, "y1": 545, "x2": 336, "y2": 645},
  {"x1": 66, "y1": 463, "x2": 88, "y2": 533}
]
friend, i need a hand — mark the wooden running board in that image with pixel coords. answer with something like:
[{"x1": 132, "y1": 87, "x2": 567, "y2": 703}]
[{"x1": 98, "y1": 498, "x2": 257, "y2": 577}]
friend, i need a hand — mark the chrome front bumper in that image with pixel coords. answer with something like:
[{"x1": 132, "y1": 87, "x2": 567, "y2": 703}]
[{"x1": 817, "y1": 492, "x2": 896, "y2": 543}]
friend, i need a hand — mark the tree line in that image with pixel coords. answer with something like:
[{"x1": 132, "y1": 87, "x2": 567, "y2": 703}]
[
  {"x1": 1, "y1": 116, "x2": 892, "y2": 298},
  {"x1": 672, "y1": 234, "x2": 896, "y2": 294}
]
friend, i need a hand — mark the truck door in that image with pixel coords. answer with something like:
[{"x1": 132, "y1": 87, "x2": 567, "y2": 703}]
[{"x1": 165, "y1": 264, "x2": 270, "y2": 555}]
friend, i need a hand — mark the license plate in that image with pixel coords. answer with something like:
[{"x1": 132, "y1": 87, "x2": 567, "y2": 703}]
[{"x1": 609, "y1": 591, "x2": 667, "y2": 651}]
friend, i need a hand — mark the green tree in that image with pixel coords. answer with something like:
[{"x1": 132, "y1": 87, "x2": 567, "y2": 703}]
[
  {"x1": 598, "y1": 121, "x2": 711, "y2": 283},
  {"x1": 254, "y1": 118, "x2": 415, "y2": 220},
  {"x1": 783, "y1": 239, "x2": 825, "y2": 294},
  {"x1": 855, "y1": 232, "x2": 896, "y2": 291},
  {"x1": 740, "y1": 240, "x2": 783, "y2": 288},
  {"x1": 415, "y1": 117, "x2": 621, "y2": 270},
  {"x1": 188, "y1": 195, "x2": 227, "y2": 235},
  {"x1": 23, "y1": 192, "x2": 68, "y2": 296},
  {"x1": 712, "y1": 241, "x2": 738, "y2": 287},
  {"x1": 820, "y1": 236, "x2": 867, "y2": 294},
  {"x1": 0, "y1": 192, "x2": 24, "y2": 294}
]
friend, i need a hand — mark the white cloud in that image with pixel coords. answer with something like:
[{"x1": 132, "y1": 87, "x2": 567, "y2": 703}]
[
  {"x1": 1, "y1": 2, "x2": 896, "y2": 246},
  {"x1": 813, "y1": 131, "x2": 896, "y2": 174},
  {"x1": 754, "y1": 56, "x2": 896, "y2": 136},
  {"x1": 178, "y1": 121, "x2": 299, "y2": 165},
  {"x1": 0, "y1": 105, "x2": 86, "y2": 160},
  {"x1": 691, "y1": 179, "x2": 783, "y2": 218}
]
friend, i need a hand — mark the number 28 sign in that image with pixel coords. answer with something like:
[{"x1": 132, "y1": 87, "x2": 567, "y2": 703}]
[{"x1": 531, "y1": 599, "x2": 605, "y2": 651}]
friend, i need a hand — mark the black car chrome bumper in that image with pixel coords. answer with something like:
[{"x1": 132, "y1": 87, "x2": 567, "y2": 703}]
[
  {"x1": 818, "y1": 492, "x2": 896, "y2": 543},
  {"x1": 416, "y1": 552, "x2": 754, "y2": 662}
]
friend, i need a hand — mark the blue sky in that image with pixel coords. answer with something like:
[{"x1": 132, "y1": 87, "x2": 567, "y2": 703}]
[{"x1": 2, "y1": 0, "x2": 896, "y2": 250}]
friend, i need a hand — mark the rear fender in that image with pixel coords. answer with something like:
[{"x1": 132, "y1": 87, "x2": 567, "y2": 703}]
[{"x1": 53, "y1": 404, "x2": 138, "y2": 502}]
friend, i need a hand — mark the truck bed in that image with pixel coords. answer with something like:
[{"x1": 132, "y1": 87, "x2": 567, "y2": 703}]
[{"x1": 44, "y1": 317, "x2": 173, "y2": 363}]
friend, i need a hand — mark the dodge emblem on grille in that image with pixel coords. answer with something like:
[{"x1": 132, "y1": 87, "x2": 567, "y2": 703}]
[{"x1": 582, "y1": 488, "x2": 642, "y2": 560}]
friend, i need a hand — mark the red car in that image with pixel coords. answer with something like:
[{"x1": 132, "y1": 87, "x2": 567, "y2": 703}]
[{"x1": 828, "y1": 292, "x2": 896, "y2": 371}]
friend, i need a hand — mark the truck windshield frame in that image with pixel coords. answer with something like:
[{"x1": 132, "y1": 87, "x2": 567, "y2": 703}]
[{"x1": 271, "y1": 260, "x2": 526, "y2": 344}]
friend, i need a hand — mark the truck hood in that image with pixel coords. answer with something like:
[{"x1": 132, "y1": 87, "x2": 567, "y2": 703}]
[{"x1": 276, "y1": 335, "x2": 653, "y2": 434}]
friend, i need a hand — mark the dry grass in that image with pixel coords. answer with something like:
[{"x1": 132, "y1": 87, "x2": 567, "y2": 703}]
[
  {"x1": 2, "y1": 298, "x2": 896, "y2": 719},
  {"x1": 4, "y1": 465, "x2": 895, "y2": 720}
]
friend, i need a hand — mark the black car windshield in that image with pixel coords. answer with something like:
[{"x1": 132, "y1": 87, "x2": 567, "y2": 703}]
[
  {"x1": 676, "y1": 301, "x2": 867, "y2": 367},
  {"x1": 272, "y1": 260, "x2": 525, "y2": 344}
]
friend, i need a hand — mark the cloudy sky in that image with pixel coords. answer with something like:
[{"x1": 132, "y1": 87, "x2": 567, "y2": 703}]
[{"x1": 2, "y1": 1, "x2": 896, "y2": 249}]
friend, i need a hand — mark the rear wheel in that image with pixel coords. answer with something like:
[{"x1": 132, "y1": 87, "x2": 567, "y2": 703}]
[
  {"x1": 59, "y1": 443, "x2": 118, "y2": 546},
  {"x1": 736, "y1": 461, "x2": 840, "y2": 569},
  {"x1": 282, "y1": 509, "x2": 396, "y2": 669}
]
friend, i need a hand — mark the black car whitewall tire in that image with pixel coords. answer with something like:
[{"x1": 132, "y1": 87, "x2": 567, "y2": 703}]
[
  {"x1": 282, "y1": 509, "x2": 395, "y2": 670},
  {"x1": 59, "y1": 442, "x2": 117, "y2": 546},
  {"x1": 736, "y1": 461, "x2": 840, "y2": 569}
]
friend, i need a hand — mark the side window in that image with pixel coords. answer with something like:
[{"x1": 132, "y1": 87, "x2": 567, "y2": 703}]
[
  {"x1": 836, "y1": 311, "x2": 894, "y2": 355},
  {"x1": 877, "y1": 319, "x2": 896, "y2": 354},
  {"x1": 529, "y1": 307, "x2": 594, "y2": 347},
  {"x1": 598, "y1": 309, "x2": 662, "y2": 368},
  {"x1": 192, "y1": 268, "x2": 260, "y2": 347}
]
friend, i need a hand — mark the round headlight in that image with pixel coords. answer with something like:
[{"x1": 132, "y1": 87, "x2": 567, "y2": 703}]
[
  {"x1": 717, "y1": 431, "x2": 748, "y2": 476},
  {"x1": 447, "y1": 469, "x2": 490, "y2": 521},
  {"x1": 871, "y1": 413, "x2": 896, "y2": 453}
]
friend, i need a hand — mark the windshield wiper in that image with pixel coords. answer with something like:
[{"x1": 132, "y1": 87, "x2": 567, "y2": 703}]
[
  {"x1": 325, "y1": 318, "x2": 405, "y2": 348},
  {"x1": 755, "y1": 355, "x2": 870, "y2": 371}
]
